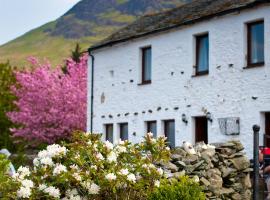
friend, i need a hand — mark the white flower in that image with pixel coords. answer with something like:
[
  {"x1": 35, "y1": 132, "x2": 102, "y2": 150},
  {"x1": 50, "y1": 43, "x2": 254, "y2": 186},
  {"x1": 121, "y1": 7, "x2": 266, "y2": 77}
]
[
  {"x1": 154, "y1": 180, "x2": 160, "y2": 187},
  {"x1": 93, "y1": 144, "x2": 98, "y2": 151},
  {"x1": 151, "y1": 138, "x2": 157, "y2": 143},
  {"x1": 148, "y1": 164, "x2": 155, "y2": 169},
  {"x1": 157, "y1": 168, "x2": 163, "y2": 176},
  {"x1": 46, "y1": 144, "x2": 67, "y2": 158},
  {"x1": 53, "y1": 163, "x2": 67, "y2": 176},
  {"x1": 90, "y1": 165, "x2": 97, "y2": 170},
  {"x1": 119, "y1": 168, "x2": 129, "y2": 176},
  {"x1": 147, "y1": 132, "x2": 154, "y2": 137},
  {"x1": 87, "y1": 140, "x2": 92, "y2": 145},
  {"x1": 165, "y1": 147, "x2": 170, "y2": 151},
  {"x1": 84, "y1": 132, "x2": 91, "y2": 136},
  {"x1": 118, "y1": 139, "x2": 125, "y2": 145},
  {"x1": 38, "y1": 150, "x2": 48, "y2": 159},
  {"x1": 104, "y1": 141, "x2": 114, "y2": 150},
  {"x1": 115, "y1": 145, "x2": 127, "y2": 153},
  {"x1": 70, "y1": 164, "x2": 80, "y2": 171},
  {"x1": 40, "y1": 157, "x2": 54, "y2": 166},
  {"x1": 17, "y1": 186, "x2": 31, "y2": 198},
  {"x1": 38, "y1": 184, "x2": 47, "y2": 191},
  {"x1": 96, "y1": 153, "x2": 104, "y2": 161},
  {"x1": 33, "y1": 158, "x2": 40, "y2": 166},
  {"x1": 44, "y1": 186, "x2": 60, "y2": 198},
  {"x1": 105, "y1": 173, "x2": 117, "y2": 181},
  {"x1": 17, "y1": 166, "x2": 30, "y2": 177},
  {"x1": 127, "y1": 173, "x2": 136, "y2": 183},
  {"x1": 21, "y1": 179, "x2": 34, "y2": 188},
  {"x1": 73, "y1": 172, "x2": 82, "y2": 181},
  {"x1": 88, "y1": 183, "x2": 100, "y2": 194},
  {"x1": 107, "y1": 152, "x2": 117, "y2": 163}
]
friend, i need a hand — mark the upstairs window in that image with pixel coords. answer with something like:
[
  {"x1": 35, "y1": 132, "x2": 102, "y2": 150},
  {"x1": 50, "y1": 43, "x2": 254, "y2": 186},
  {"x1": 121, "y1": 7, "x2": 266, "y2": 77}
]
[
  {"x1": 195, "y1": 34, "x2": 209, "y2": 75},
  {"x1": 147, "y1": 121, "x2": 157, "y2": 138},
  {"x1": 141, "y1": 47, "x2": 152, "y2": 84},
  {"x1": 247, "y1": 20, "x2": 264, "y2": 67}
]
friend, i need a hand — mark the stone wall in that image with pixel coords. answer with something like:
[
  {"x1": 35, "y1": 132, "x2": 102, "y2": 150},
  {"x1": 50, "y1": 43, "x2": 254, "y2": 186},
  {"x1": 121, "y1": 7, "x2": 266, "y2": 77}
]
[{"x1": 160, "y1": 140, "x2": 252, "y2": 200}]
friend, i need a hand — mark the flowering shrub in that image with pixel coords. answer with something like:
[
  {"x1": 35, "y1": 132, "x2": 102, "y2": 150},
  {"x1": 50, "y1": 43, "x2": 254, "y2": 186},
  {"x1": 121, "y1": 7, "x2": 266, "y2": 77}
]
[
  {"x1": 147, "y1": 176, "x2": 205, "y2": 200},
  {"x1": 1, "y1": 132, "x2": 171, "y2": 199},
  {"x1": 7, "y1": 55, "x2": 87, "y2": 144}
]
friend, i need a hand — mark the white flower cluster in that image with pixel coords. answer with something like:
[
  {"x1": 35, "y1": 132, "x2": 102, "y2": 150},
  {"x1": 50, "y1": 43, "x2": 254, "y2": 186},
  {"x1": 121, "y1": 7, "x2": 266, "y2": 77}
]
[
  {"x1": 34, "y1": 144, "x2": 68, "y2": 167},
  {"x1": 53, "y1": 163, "x2": 67, "y2": 176},
  {"x1": 105, "y1": 173, "x2": 117, "y2": 181},
  {"x1": 62, "y1": 189, "x2": 86, "y2": 200},
  {"x1": 39, "y1": 184, "x2": 60, "y2": 199},
  {"x1": 13, "y1": 166, "x2": 34, "y2": 199},
  {"x1": 82, "y1": 182, "x2": 100, "y2": 195}
]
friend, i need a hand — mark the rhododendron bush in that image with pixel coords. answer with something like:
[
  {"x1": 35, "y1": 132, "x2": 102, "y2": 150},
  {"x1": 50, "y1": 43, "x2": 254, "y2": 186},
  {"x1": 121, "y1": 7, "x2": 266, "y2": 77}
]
[
  {"x1": 7, "y1": 56, "x2": 87, "y2": 144},
  {"x1": 1, "y1": 132, "x2": 171, "y2": 200}
]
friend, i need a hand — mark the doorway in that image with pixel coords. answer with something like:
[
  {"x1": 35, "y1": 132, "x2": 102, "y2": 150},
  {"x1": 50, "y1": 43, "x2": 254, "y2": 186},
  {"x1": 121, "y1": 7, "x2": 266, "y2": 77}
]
[
  {"x1": 265, "y1": 113, "x2": 270, "y2": 147},
  {"x1": 195, "y1": 117, "x2": 208, "y2": 144}
]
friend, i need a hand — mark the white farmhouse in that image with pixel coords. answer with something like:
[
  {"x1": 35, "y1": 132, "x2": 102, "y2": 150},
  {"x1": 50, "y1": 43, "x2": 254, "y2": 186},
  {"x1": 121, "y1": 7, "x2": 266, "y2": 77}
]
[{"x1": 87, "y1": 0, "x2": 270, "y2": 157}]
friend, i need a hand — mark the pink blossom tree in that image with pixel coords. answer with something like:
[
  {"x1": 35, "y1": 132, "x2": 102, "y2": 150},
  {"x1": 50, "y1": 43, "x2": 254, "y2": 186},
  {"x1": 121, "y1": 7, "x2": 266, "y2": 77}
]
[{"x1": 8, "y1": 55, "x2": 87, "y2": 144}]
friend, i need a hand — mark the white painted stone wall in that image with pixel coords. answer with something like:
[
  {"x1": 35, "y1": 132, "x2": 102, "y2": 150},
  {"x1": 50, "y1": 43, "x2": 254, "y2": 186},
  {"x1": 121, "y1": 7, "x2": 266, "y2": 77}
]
[{"x1": 87, "y1": 5, "x2": 270, "y2": 157}]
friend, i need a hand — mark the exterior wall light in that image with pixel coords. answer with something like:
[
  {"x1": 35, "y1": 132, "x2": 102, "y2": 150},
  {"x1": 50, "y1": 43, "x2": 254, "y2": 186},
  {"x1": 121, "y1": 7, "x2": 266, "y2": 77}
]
[
  {"x1": 182, "y1": 114, "x2": 188, "y2": 124},
  {"x1": 206, "y1": 112, "x2": 213, "y2": 122}
]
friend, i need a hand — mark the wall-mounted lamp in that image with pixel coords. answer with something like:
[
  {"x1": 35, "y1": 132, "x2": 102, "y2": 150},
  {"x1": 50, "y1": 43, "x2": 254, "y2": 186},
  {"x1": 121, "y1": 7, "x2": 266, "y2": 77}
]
[
  {"x1": 182, "y1": 114, "x2": 188, "y2": 124},
  {"x1": 206, "y1": 112, "x2": 213, "y2": 123}
]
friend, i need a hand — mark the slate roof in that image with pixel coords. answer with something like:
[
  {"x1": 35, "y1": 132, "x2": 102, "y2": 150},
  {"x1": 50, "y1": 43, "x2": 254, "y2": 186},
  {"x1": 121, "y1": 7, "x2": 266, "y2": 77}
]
[{"x1": 89, "y1": 0, "x2": 269, "y2": 52}]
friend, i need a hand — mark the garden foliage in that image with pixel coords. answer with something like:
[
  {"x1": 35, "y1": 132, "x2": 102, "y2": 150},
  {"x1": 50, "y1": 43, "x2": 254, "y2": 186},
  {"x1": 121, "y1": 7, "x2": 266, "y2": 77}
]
[
  {"x1": 7, "y1": 55, "x2": 87, "y2": 144},
  {"x1": 147, "y1": 176, "x2": 205, "y2": 200},
  {"x1": 0, "y1": 62, "x2": 17, "y2": 150},
  {"x1": 1, "y1": 132, "x2": 174, "y2": 200}
]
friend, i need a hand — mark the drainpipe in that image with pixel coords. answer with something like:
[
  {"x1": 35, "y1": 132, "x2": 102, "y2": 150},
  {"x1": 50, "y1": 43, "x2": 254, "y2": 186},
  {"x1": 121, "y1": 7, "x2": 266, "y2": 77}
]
[{"x1": 88, "y1": 53, "x2": 95, "y2": 133}]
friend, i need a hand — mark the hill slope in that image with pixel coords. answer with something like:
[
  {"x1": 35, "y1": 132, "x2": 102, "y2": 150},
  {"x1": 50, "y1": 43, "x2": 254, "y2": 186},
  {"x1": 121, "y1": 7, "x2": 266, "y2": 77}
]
[{"x1": 0, "y1": 0, "x2": 190, "y2": 67}]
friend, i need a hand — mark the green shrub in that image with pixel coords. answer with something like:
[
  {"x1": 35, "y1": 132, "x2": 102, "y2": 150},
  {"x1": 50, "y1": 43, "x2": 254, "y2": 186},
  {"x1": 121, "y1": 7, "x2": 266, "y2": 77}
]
[
  {"x1": 0, "y1": 154, "x2": 19, "y2": 199},
  {"x1": 147, "y1": 176, "x2": 206, "y2": 200}
]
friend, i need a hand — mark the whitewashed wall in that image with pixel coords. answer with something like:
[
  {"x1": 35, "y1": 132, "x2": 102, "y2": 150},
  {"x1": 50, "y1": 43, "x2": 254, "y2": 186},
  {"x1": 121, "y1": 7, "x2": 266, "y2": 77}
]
[{"x1": 87, "y1": 5, "x2": 270, "y2": 157}]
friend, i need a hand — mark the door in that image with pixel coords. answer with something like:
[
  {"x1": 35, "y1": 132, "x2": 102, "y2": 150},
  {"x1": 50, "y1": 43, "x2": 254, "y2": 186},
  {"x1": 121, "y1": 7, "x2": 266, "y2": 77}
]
[
  {"x1": 164, "y1": 120, "x2": 175, "y2": 148},
  {"x1": 195, "y1": 117, "x2": 208, "y2": 144},
  {"x1": 105, "y1": 124, "x2": 113, "y2": 143},
  {"x1": 119, "y1": 123, "x2": 128, "y2": 141},
  {"x1": 265, "y1": 113, "x2": 270, "y2": 147}
]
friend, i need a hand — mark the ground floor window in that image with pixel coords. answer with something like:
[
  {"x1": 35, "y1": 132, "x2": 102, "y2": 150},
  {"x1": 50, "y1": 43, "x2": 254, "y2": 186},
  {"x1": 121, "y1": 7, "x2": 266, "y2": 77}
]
[
  {"x1": 105, "y1": 124, "x2": 113, "y2": 143},
  {"x1": 146, "y1": 121, "x2": 157, "y2": 138},
  {"x1": 164, "y1": 120, "x2": 175, "y2": 148},
  {"x1": 119, "y1": 123, "x2": 128, "y2": 141}
]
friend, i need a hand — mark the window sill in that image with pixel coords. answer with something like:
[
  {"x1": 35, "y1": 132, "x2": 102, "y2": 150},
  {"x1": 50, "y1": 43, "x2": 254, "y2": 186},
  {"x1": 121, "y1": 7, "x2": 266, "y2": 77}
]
[
  {"x1": 244, "y1": 62, "x2": 265, "y2": 69},
  {"x1": 192, "y1": 71, "x2": 209, "y2": 77},
  {"x1": 138, "y1": 80, "x2": 151, "y2": 86}
]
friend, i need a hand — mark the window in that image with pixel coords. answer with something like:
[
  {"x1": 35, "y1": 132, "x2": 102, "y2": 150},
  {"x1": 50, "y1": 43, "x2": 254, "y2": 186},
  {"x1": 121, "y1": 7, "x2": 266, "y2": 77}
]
[
  {"x1": 247, "y1": 20, "x2": 264, "y2": 67},
  {"x1": 195, "y1": 34, "x2": 209, "y2": 75},
  {"x1": 147, "y1": 121, "x2": 157, "y2": 138},
  {"x1": 164, "y1": 120, "x2": 175, "y2": 148},
  {"x1": 141, "y1": 47, "x2": 152, "y2": 84},
  {"x1": 105, "y1": 124, "x2": 113, "y2": 143},
  {"x1": 119, "y1": 123, "x2": 128, "y2": 141}
]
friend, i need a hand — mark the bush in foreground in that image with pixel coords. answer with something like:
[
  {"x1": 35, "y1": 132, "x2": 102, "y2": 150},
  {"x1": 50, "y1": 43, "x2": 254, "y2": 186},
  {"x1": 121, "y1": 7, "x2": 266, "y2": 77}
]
[
  {"x1": 1, "y1": 132, "x2": 174, "y2": 199},
  {"x1": 147, "y1": 176, "x2": 205, "y2": 200}
]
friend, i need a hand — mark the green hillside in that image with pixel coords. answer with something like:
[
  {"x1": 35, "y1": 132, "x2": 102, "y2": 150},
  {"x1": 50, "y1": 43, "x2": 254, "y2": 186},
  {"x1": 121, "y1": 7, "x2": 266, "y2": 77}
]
[{"x1": 0, "y1": 0, "x2": 190, "y2": 67}]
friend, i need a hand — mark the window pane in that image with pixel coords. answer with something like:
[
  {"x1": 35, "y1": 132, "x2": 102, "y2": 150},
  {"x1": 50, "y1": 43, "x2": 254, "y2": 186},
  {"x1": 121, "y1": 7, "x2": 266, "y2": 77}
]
[
  {"x1": 197, "y1": 35, "x2": 209, "y2": 72},
  {"x1": 120, "y1": 123, "x2": 128, "y2": 141},
  {"x1": 105, "y1": 124, "x2": 113, "y2": 143},
  {"x1": 250, "y1": 22, "x2": 264, "y2": 64},
  {"x1": 143, "y1": 47, "x2": 152, "y2": 81},
  {"x1": 164, "y1": 120, "x2": 175, "y2": 148},
  {"x1": 147, "y1": 121, "x2": 157, "y2": 138}
]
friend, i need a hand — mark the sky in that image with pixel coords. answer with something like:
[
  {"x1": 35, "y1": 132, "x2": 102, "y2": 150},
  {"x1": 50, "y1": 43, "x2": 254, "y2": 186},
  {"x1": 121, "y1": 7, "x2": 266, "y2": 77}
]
[{"x1": 0, "y1": 0, "x2": 81, "y2": 45}]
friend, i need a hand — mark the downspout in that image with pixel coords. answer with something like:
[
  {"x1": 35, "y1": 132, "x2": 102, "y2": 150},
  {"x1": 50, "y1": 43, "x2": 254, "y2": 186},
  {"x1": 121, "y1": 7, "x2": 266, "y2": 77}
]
[{"x1": 89, "y1": 53, "x2": 95, "y2": 133}]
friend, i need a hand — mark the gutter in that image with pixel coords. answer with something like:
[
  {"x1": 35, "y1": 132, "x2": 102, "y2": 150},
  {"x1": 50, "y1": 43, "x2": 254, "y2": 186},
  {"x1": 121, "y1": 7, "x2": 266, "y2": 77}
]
[{"x1": 88, "y1": 53, "x2": 95, "y2": 133}]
